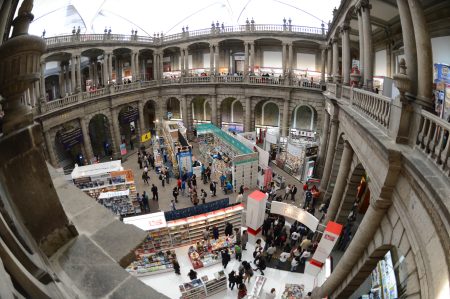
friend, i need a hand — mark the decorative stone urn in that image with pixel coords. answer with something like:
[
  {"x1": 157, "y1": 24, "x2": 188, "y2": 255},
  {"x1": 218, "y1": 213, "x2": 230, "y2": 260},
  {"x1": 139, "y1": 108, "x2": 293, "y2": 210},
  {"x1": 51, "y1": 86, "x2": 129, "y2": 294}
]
[
  {"x1": 393, "y1": 58, "x2": 411, "y2": 103},
  {"x1": 0, "y1": 0, "x2": 46, "y2": 134}
]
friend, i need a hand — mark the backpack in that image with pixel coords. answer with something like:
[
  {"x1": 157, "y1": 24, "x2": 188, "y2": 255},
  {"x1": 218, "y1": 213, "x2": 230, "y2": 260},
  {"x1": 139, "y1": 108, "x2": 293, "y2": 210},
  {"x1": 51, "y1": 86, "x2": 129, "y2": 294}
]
[{"x1": 159, "y1": 174, "x2": 163, "y2": 180}]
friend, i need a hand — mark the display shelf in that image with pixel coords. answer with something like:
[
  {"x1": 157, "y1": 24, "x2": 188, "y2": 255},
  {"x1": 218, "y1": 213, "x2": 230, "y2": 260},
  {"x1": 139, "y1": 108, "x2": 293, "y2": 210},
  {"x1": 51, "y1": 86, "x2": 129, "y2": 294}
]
[
  {"x1": 247, "y1": 275, "x2": 267, "y2": 299},
  {"x1": 126, "y1": 250, "x2": 177, "y2": 277},
  {"x1": 281, "y1": 284, "x2": 305, "y2": 299}
]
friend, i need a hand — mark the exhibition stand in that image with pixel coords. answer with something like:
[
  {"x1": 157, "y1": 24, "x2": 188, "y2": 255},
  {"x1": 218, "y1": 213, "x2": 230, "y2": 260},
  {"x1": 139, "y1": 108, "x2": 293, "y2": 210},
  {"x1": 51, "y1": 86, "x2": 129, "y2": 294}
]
[
  {"x1": 246, "y1": 190, "x2": 267, "y2": 235},
  {"x1": 179, "y1": 270, "x2": 227, "y2": 299},
  {"x1": 196, "y1": 123, "x2": 258, "y2": 192},
  {"x1": 281, "y1": 284, "x2": 306, "y2": 299},
  {"x1": 162, "y1": 120, "x2": 193, "y2": 177},
  {"x1": 126, "y1": 250, "x2": 177, "y2": 277},
  {"x1": 71, "y1": 161, "x2": 139, "y2": 216},
  {"x1": 188, "y1": 236, "x2": 235, "y2": 269}
]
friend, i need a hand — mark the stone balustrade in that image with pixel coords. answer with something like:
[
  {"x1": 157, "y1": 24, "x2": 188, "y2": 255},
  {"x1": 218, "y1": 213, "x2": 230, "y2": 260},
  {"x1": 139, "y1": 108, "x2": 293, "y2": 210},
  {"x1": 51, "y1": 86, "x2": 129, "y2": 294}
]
[
  {"x1": 351, "y1": 88, "x2": 391, "y2": 129},
  {"x1": 417, "y1": 110, "x2": 450, "y2": 176},
  {"x1": 36, "y1": 78, "x2": 323, "y2": 114},
  {"x1": 342, "y1": 85, "x2": 351, "y2": 99},
  {"x1": 44, "y1": 24, "x2": 326, "y2": 49},
  {"x1": 327, "y1": 82, "x2": 337, "y2": 94}
]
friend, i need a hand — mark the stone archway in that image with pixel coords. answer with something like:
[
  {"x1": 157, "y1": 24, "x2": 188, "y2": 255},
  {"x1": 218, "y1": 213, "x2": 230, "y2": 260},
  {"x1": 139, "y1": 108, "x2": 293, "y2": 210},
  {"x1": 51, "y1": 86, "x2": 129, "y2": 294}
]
[
  {"x1": 143, "y1": 100, "x2": 157, "y2": 130},
  {"x1": 166, "y1": 97, "x2": 182, "y2": 119},
  {"x1": 191, "y1": 96, "x2": 211, "y2": 124},
  {"x1": 88, "y1": 114, "x2": 113, "y2": 158},
  {"x1": 118, "y1": 105, "x2": 139, "y2": 150},
  {"x1": 324, "y1": 134, "x2": 345, "y2": 198},
  {"x1": 220, "y1": 97, "x2": 243, "y2": 131},
  {"x1": 291, "y1": 105, "x2": 317, "y2": 131},
  {"x1": 255, "y1": 100, "x2": 280, "y2": 128},
  {"x1": 54, "y1": 125, "x2": 84, "y2": 168}
]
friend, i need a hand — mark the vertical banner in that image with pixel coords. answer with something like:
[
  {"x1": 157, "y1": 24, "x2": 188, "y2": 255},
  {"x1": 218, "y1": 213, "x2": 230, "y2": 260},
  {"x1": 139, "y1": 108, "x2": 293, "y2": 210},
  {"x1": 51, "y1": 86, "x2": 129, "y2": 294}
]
[{"x1": 120, "y1": 143, "x2": 127, "y2": 155}]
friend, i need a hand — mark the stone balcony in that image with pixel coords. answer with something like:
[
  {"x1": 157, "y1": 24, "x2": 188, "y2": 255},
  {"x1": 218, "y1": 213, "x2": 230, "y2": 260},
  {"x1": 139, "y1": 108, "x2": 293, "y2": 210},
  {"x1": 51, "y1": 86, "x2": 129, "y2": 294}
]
[{"x1": 45, "y1": 24, "x2": 327, "y2": 50}]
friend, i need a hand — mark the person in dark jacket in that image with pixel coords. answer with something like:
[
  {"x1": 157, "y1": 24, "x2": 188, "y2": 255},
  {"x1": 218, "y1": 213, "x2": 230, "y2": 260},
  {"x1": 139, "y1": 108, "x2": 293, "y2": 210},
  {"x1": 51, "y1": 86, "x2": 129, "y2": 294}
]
[
  {"x1": 213, "y1": 225, "x2": 219, "y2": 240},
  {"x1": 188, "y1": 269, "x2": 197, "y2": 280},
  {"x1": 172, "y1": 260, "x2": 180, "y2": 275},
  {"x1": 228, "y1": 270, "x2": 236, "y2": 290},
  {"x1": 225, "y1": 221, "x2": 233, "y2": 236},
  {"x1": 221, "y1": 249, "x2": 231, "y2": 268},
  {"x1": 253, "y1": 256, "x2": 267, "y2": 275}
]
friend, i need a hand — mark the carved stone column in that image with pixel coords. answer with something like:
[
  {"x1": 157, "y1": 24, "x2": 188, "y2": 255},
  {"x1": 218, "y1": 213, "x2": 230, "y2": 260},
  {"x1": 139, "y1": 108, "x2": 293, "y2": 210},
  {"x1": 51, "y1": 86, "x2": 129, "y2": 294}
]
[
  {"x1": 209, "y1": 44, "x2": 214, "y2": 74},
  {"x1": 138, "y1": 101, "x2": 146, "y2": 138},
  {"x1": 360, "y1": 0, "x2": 373, "y2": 89},
  {"x1": 281, "y1": 99, "x2": 289, "y2": 137},
  {"x1": 40, "y1": 60, "x2": 46, "y2": 100},
  {"x1": 210, "y1": 95, "x2": 218, "y2": 126},
  {"x1": 324, "y1": 140, "x2": 354, "y2": 224},
  {"x1": 282, "y1": 43, "x2": 287, "y2": 76},
  {"x1": 327, "y1": 45, "x2": 332, "y2": 82},
  {"x1": 249, "y1": 41, "x2": 255, "y2": 74},
  {"x1": 332, "y1": 38, "x2": 340, "y2": 83},
  {"x1": 357, "y1": 8, "x2": 365, "y2": 85},
  {"x1": 244, "y1": 42, "x2": 249, "y2": 79},
  {"x1": 319, "y1": 118, "x2": 339, "y2": 193},
  {"x1": 341, "y1": 23, "x2": 351, "y2": 85},
  {"x1": 111, "y1": 108, "x2": 122, "y2": 158},
  {"x1": 214, "y1": 44, "x2": 220, "y2": 75},
  {"x1": 70, "y1": 55, "x2": 76, "y2": 94},
  {"x1": 317, "y1": 111, "x2": 330, "y2": 169},
  {"x1": 320, "y1": 47, "x2": 326, "y2": 83},
  {"x1": 244, "y1": 97, "x2": 251, "y2": 132},
  {"x1": 80, "y1": 117, "x2": 94, "y2": 162}
]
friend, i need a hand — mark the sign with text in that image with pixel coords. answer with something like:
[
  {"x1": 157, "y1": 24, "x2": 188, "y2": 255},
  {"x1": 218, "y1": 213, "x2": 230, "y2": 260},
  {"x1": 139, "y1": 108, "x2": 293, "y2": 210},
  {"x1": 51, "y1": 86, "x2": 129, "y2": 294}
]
[
  {"x1": 60, "y1": 128, "x2": 83, "y2": 150},
  {"x1": 120, "y1": 108, "x2": 139, "y2": 124},
  {"x1": 141, "y1": 131, "x2": 151, "y2": 142}
]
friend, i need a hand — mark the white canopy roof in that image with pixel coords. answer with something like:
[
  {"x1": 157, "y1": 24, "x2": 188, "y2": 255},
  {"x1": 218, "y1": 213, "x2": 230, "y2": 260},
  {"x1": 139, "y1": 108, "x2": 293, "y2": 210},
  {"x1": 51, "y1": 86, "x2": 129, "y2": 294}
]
[
  {"x1": 71, "y1": 160, "x2": 123, "y2": 179},
  {"x1": 98, "y1": 189, "x2": 130, "y2": 199},
  {"x1": 123, "y1": 212, "x2": 167, "y2": 231}
]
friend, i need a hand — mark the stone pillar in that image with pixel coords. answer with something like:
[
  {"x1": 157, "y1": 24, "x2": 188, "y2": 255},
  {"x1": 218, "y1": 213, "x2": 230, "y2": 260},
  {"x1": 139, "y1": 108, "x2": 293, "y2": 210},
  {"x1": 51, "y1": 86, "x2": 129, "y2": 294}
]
[
  {"x1": 71, "y1": 56, "x2": 76, "y2": 94},
  {"x1": 159, "y1": 53, "x2": 164, "y2": 79},
  {"x1": 318, "y1": 111, "x2": 330, "y2": 168},
  {"x1": 135, "y1": 52, "x2": 140, "y2": 80},
  {"x1": 130, "y1": 52, "x2": 135, "y2": 81},
  {"x1": 361, "y1": 1, "x2": 373, "y2": 89},
  {"x1": 341, "y1": 23, "x2": 351, "y2": 85},
  {"x1": 244, "y1": 42, "x2": 249, "y2": 78},
  {"x1": 210, "y1": 95, "x2": 218, "y2": 125},
  {"x1": 281, "y1": 99, "x2": 289, "y2": 137},
  {"x1": 111, "y1": 108, "x2": 122, "y2": 158},
  {"x1": 313, "y1": 200, "x2": 389, "y2": 298},
  {"x1": 102, "y1": 58, "x2": 108, "y2": 86},
  {"x1": 209, "y1": 44, "x2": 214, "y2": 74},
  {"x1": 184, "y1": 48, "x2": 189, "y2": 74},
  {"x1": 215, "y1": 44, "x2": 220, "y2": 74},
  {"x1": 332, "y1": 39, "x2": 339, "y2": 83},
  {"x1": 327, "y1": 46, "x2": 332, "y2": 80},
  {"x1": 44, "y1": 130, "x2": 58, "y2": 166},
  {"x1": 93, "y1": 60, "x2": 99, "y2": 87},
  {"x1": 319, "y1": 118, "x2": 339, "y2": 193},
  {"x1": 321, "y1": 48, "x2": 326, "y2": 83},
  {"x1": 80, "y1": 117, "x2": 94, "y2": 162},
  {"x1": 408, "y1": 0, "x2": 432, "y2": 105},
  {"x1": 288, "y1": 43, "x2": 293, "y2": 75},
  {"x1": 153, "y1": 53, "x2": 158, "y2": 80},
  {"x1": 76, "y1": 55, "x2": 82, "y2": 91},
  {"x1": 108, "y1": 53, "x2": 113, "y2": 83},
  {"x1": 244, "y1": 97, "x2": 251, "y2": 132},
  {"x1": 282, "y1": 43, "x2": 287, "y2": 76},
  {"x1": 59, "y1": 62, "x2": 65, "y2": 97},
  {"x1": 324, "y1": 140, "x2": 354, "y2": 224},
  {"x1": 40, "y1": 60, "x2": 46, "y2": 100},
  {"x1": 180, "y1": 48, "x2": 185, "y2": 76},
  {"x1": 88, "y1": 60, "x2": 93, "y2": 85},
  {"x1": 249, "y1": 41, "x2": 255, "y2": 74},
  {"x1": 138, "y1": 101, "x2": 146, "y2": 137},
  {"x1": 357, "y1": 9, "x2": 365, "y2": 85}
]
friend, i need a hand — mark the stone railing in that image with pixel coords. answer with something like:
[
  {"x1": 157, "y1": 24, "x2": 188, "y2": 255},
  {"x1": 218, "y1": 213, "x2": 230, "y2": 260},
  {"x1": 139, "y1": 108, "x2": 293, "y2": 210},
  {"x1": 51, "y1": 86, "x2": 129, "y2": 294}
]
[
  {"x1": 216, "y1": 75, "x2": 244, "y2": 83},
  {"x1": 249, "y1": 76, "x2": 284, "y2": 85},
  {"x1": 38, "y1": 77, "x2": 323, "y2": 114},
  {"x1": 182, "y1": 76, "x2": 211, "y2": 83},
  {"x1": 44, "y1": 24, "x2": 326, "y2": 49},
  {"x1": 342, "y1": 85, "x2": 352, "y2": 99},
  {"x1": 327, "y1": 82, "x2": 337, "y2": 94},
  {"x1": 41, "y1": 94, "x2": 79, "y2": 112},
  {"x1": 351, "y1": 89, "x2": 391, "y2": 129},
  {"x1": 416, "y1": 110, "x2": 450, "y2": 176}
]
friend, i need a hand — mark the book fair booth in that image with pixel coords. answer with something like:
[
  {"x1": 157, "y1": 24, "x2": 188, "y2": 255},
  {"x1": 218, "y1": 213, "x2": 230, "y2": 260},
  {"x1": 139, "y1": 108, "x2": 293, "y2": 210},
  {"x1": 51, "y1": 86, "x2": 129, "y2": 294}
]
[
  {"x1": 71, "y1": 161, "x2": 140, "y2": 216},
  {"x1": 196, "y1": 123, "x2": 258, "y2": 192},
  {"x1": 123, "y1": 201, "x2": 244, "y2": 277}
]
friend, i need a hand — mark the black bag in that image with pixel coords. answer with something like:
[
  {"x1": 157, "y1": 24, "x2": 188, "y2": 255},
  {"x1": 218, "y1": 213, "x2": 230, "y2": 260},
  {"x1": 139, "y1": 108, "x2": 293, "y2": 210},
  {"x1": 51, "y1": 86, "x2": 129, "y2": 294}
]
[{"x1": 253, "y1": 251, "x2": 257, "y2": 258}]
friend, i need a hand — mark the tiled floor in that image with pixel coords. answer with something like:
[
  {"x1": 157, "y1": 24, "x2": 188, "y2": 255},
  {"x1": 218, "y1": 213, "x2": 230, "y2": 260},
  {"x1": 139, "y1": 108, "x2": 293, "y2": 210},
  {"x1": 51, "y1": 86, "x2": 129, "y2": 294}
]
[{"x1": 139, "y1": 233, "x2": 315, "y2": 299}]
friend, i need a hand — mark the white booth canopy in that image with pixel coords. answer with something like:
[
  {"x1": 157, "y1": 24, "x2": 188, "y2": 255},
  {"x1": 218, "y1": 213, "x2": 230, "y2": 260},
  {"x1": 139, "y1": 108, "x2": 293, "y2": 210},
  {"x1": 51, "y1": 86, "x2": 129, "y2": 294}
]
[
  {"x1": 71, "y1": 160, "x2": 123, "y2": 179},
  {"x1": 123, "y1": 212, "x2": 167, "y2": 231},
  {"x1": 270, "y1": 201, "x2": 319, "y2": 232},
  {"x1": 98, "y1": 189, "x2": 130, "y2": 199}
]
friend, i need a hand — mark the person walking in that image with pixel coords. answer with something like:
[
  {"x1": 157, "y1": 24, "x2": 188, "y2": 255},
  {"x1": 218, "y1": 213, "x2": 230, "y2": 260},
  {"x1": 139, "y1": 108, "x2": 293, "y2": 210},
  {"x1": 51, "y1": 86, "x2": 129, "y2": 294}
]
[
  {"x1": 283, "y1": 184, "x2": 291, "y2": 201},
  {"x1": 213, "y1": 225, "x2": 219, "y2": 240},
  {"x1": 187, "y1": 269, "x2": 197, "y2": 280},
  {"x1": 221, "y1": 249, "x2": 231, "y2": 268},
  {"x1": 265, "y1": 243, "x2": 276, "y2": 263},
  {"x1": 237, "y1": 283, "x2": 247, "y2": 299},
  {"x1": 181, "y1": 179, "x2": 186, "y2": 196},
  {"x1": 290, "y1": 230, "x2": 300, "y2": 247},
  {"x1": 300, "y1": 249, "x2": 311, "y2": 264},
  {"x1": 142, "y1": 171, "x2": 149, "y2": 185},
  {"x1": 228, "y1": 270, "x2": 237, "y2": 290},
  {"x1": 243, "y1": 262, "x2": 253, "y2": 283},
  {"x1": 177, "y1": 177, "x2": 182, "y2": 191},
  {"x1": 200, "y1": 189, "x2": 207, "y2": 204},
  {"x1": 277, "y1": 250, "x2": 290, "y2": 269},
  {"x1": 210, "y1": 181, "x2": 217, "y2": 197},
  {"x1": 234, "y1": 243, "x2": 242, "y2": 262},
  {"x1": 136, "y1": 193, "x2": 144, "y2": 212},
  {"x1": 170, "y1": 199, "x2": 176, "y2": 211},
  {"x1": 142, "y1": 191, "x2": 149, "y2": 212},
  {"x1": 241, "y1": 230, "x2": 248, "y2": 250},
  {"x1": 303, "y1": 188, "x2": 312, "y2": 209},
  {"x1": 203, "y1": 227, "x2": 210, "y2": 241},
  {"x1": 253, "y1": 256, "x2": 266, "y2": 275},
  {"x1": 236, "y1": 191, "x2": 244, "y2": 204},
  {"x1": 191, "y1": 190, "x2": 199, "y2": 205},
  {"x1": 265, "y1": 288, "x2": 276, "y2": 299},
  {"x1": 172, "y1": 260, "x2": 180, "y2": 275},
  {"x1": 291, "y1": 256, "x2": 300, "y2": 272},
  {"x1": 165, "y1": 168, "x2": 170, "y2": 184},
  {"x1": 160, "y1": 172, "x2": 166, "y2": 187},
  {"x1": 151, "y1": 184, "x2": 159, "y2": 201},
  {"x1": 225, "y1": 221, "x2": 233, "y2": 237},
  {"x1": 300, "y1": 237, "x2": 312, "y2": 251},
  {"x1": 234, "y1": 228, "x2": 241, "y2": 244},
  {"x1": 172, "y1": 187, "x2": 179, "y2": 203},
  {"x1": 291, "y1": 185, "x2": 298, "y2": 201}
]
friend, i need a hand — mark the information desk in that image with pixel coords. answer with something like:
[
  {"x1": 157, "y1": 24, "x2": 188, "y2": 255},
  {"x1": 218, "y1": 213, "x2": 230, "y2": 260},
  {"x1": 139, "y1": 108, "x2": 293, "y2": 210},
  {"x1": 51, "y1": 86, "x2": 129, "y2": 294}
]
[
  {"x1": 126, "y1": 250, "x2": 177, "y2": 277},
  {"x1": 282, "y1": 284, "x2": 305, "y2": 299},
  {"x1": 179, "y1": 270, "x2": 227, "y2": 299}
]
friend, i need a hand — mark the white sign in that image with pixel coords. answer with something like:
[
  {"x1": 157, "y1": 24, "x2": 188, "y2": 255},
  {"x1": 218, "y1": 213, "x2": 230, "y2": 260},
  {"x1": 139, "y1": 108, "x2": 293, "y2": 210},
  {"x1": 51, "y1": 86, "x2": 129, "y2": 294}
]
[
  {"x1": 270, "y1": 201, "x2": 319, "y2": 232},
  {"x1": 123, "y1": 211, "x2": 167, "y2": 231},
  {"x1": 287, "y1": 143, "x2": 302, "y2": 155},
  {"x1": 98, "y1": 189, "x2": 130, "y2": 199}
]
